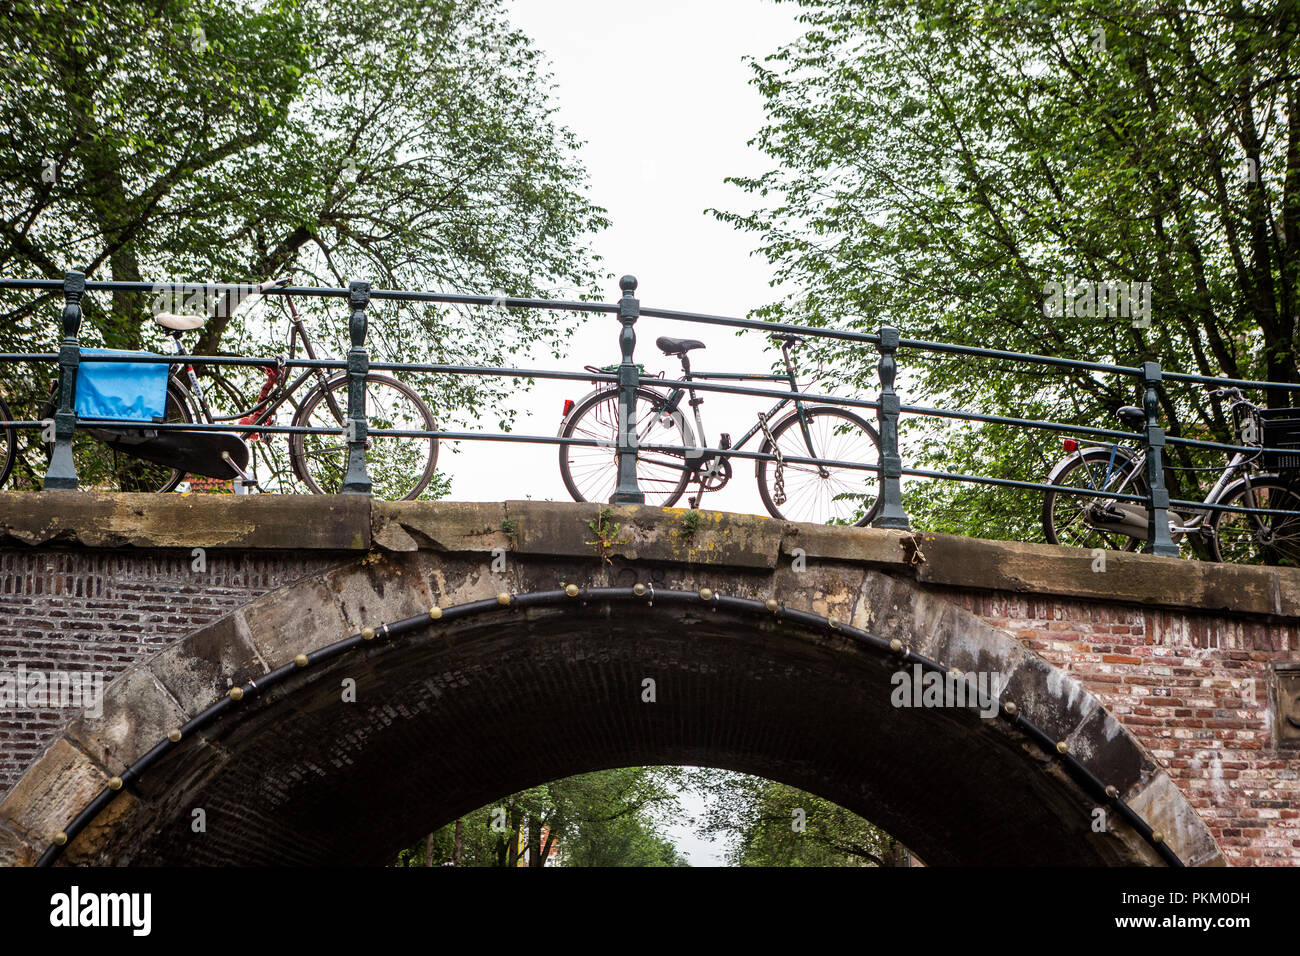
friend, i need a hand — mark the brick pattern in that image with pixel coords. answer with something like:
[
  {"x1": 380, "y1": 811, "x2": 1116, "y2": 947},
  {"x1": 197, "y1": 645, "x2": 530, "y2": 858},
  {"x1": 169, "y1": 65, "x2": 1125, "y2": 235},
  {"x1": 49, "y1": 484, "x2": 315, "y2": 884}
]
[
  {"x1": 0, "y1": 549, "x2": 346, "y2": 794},
  {"x1": 938, "y1": 589, "x2": 1299, "y2": 867}
]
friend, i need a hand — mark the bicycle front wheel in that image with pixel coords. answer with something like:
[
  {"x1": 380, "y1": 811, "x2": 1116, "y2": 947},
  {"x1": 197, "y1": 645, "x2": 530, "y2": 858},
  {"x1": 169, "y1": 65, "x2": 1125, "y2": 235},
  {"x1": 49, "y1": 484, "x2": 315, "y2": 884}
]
[
  {"x1": 290, "y1": 374, "x2": 438, "y2": 500},
  {"x1": 559, "y1": 387, "x2": 693, "y2": 507},
  {"x1": 756, "y1": 406, "x2": 881, "y2": 526},
  {"x1": 1208, "y1": 476, "x2": 1300, "y2": 566}
]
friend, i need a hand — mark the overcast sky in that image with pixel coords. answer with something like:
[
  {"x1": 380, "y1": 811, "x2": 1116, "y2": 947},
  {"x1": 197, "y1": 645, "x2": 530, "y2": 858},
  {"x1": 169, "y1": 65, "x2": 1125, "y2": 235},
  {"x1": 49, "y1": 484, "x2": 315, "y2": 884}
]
[
  {"x1": 438, "y1": 0, "x2": 810, "y2": 522},
  {"x1": 490, "y1": 0, "x2": 810, "y2": 865}
]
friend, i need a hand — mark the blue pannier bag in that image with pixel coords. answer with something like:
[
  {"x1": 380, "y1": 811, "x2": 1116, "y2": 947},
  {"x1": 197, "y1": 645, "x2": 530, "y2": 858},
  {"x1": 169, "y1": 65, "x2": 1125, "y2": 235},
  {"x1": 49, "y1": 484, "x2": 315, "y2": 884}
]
[{"x1": 75, "y1": 349, "x2": 169, "y2": 423}]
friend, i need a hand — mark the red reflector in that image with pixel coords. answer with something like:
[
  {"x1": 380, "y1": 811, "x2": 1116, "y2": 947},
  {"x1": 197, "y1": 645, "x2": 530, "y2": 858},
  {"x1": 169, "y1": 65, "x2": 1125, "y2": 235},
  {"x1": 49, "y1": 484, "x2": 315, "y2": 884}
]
[
  {"x1": 1063, "y1": 439, "x2": 1078, "y2": 452},
  {"x1": 562, "y1": 399, "x2": 575, "y2": 416}
]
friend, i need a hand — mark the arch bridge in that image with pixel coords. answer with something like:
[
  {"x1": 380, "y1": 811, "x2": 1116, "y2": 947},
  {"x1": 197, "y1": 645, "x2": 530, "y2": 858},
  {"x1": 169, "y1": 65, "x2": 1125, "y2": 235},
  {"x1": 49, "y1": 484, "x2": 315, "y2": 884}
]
[{"x1": 1, "y1": 494, "x2": 1296, "y2": 866}]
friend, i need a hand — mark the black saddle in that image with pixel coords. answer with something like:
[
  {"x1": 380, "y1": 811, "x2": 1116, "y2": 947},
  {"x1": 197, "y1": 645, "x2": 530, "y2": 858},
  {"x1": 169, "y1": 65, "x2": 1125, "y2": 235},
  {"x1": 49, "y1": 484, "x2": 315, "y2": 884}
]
[
  {"x1": 656, "y1": 336, "x2": 705, "y2": 356},
  {"x1": 1116, "y1": 406, "x2": 1146, "y2": 430}
]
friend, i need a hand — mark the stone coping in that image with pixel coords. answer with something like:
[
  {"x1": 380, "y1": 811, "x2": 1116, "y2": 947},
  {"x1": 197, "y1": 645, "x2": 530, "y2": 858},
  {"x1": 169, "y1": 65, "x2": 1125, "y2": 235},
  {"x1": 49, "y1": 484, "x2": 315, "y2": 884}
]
[{"x1": 1, "y1": 492, "x2": 1297, "y2": 619}]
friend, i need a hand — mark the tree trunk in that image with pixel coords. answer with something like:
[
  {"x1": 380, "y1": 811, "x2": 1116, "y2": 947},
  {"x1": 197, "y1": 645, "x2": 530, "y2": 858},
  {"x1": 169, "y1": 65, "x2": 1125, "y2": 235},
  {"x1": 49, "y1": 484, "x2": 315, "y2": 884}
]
[
  {"x1": 425, "y1": 832, "x2": 434, "y2": 867},
  {"x1": 505, "y1": 798, "x2": 522, "y2": 867},
  {"x1": 528, "y1": 816, "x2": 543, "y2": 867},
  {"x1": 452, "y1": 818, "x2": 464, "y2": 867},
  {"x1": 884, "y1": 838, "x2": 911, "y2": 867}
]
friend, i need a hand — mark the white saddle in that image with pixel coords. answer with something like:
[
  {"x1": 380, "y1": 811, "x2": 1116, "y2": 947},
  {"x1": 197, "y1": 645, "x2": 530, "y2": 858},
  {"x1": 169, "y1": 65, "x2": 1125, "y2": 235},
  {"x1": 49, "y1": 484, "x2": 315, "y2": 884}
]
[{"x1": 153, "y1": 313, "x2": 206, "y2": 331}]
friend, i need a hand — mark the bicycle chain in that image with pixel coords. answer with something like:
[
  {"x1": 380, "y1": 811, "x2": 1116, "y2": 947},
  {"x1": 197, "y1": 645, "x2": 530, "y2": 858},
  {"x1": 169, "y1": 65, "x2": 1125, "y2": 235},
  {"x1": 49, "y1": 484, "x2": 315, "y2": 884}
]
[{"x1": 758, "y1": 411, "x2": 787, "y2": 506}]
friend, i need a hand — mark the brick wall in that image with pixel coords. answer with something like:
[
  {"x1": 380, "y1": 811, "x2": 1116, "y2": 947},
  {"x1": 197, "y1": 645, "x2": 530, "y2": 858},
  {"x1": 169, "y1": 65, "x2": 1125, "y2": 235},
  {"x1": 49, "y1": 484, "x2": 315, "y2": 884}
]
[
  {"x1": 0, "y1": 548, "x2": 348, "y2": 794},
  {"x1": 938, "y1": 588, "x2": 1299, "y2": 867}
]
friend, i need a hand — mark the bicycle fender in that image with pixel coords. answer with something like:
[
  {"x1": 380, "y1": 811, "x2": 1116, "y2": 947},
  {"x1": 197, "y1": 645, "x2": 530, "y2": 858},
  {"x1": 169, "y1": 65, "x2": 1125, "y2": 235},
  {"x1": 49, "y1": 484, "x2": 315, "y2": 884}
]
[
  {"x1": 1044, "y1": 445, "x2": 1135, "y2": 485},
  {"x1": 1216, "y1": 472, "x2": 1289, "y2": 505},
  {"x1": 557, "y1": 386, "x2": 613, "y2": 432}
]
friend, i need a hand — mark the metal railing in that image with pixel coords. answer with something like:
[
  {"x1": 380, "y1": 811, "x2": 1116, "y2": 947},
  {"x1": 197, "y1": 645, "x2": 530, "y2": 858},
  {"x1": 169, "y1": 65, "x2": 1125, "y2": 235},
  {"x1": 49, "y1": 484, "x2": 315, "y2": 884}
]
[{"x1": 3, "y1": 269, "x2": 1300, "y2": 557}]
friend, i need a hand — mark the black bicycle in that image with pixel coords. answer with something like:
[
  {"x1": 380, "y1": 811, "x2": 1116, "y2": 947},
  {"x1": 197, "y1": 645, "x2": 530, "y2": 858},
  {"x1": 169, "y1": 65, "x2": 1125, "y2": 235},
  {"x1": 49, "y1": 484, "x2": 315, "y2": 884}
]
[
  {"x1": 1041, "y1": 385, "x2": 1300, "y2": 565},
  {"x1": 558, "y1": 335, "x2": 883, "y2": 526}
]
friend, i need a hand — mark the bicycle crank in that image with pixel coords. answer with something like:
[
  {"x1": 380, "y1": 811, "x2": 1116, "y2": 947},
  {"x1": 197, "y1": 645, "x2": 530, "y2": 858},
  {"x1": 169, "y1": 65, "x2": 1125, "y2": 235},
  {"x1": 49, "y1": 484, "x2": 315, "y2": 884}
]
[{"x1": 699, "y1": 455, "x2": 732, "y2": 491}]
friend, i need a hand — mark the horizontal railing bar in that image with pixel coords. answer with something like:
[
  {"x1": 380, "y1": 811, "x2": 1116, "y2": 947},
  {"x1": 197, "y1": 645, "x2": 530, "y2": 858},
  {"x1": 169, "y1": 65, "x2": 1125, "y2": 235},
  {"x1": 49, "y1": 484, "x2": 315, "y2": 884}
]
[
  {"x1": 1169, "y1": 496, "x2": 1300, "y2": 518},
  {"x1": 900, "y1": 466, "x2": 1148, "y2": 503},
  {"x1": 650, "y1": 376, "x2": 878, "y2": 409},
  {"x1": 368, "y1": 362, "x2": 616, "y2": 385},
  {"x1": 900, "y1": 403, "x2": 1137, "y2": 442},
  {"x1": 0, "y1": 279, "x2": 623, "y2": 315},
  {"x1": 382, "y1": 434, "x2": 883, "y2": 474},
  {"x1": 687, "y1": 371, "x2": 792, "y2": 382},
  {"x1": 365, "y1": 289, "x2": 619, "y2": 314},
  {"x1": 61, "y1": 420, "x2": 343, "y2": 436},
  {"x1": 1162, "y1": 370, "x2": 1300, "y2": 392},
  {"x1": 638, "y1": 304, "x2": 882, "y2": 346},
  {"x1": 1165, "y1": 435, "x2": 1280, "y2": 455},
  {"x1": 0, "y1": 351, "x2": 346, "y2": 370},
  {"x1": 896, "y1": 337, "x2": 1142, "y2": 376}
]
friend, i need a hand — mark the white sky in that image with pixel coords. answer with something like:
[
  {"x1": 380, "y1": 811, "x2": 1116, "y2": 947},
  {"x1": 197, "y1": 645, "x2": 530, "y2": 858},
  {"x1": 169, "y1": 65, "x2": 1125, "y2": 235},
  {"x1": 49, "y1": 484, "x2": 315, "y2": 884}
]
[
  {"x1": 440, "y1": 0, "x2": 809, "y2": 523},
  {"x1": 491, "y1": 0, "x2": 809, "y2": 866}
]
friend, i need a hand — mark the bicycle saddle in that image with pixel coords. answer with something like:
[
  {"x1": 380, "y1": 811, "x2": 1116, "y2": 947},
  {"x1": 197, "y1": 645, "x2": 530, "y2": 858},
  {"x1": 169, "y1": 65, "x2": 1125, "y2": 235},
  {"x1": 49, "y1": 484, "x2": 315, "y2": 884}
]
[
  {"x1": 154, "y1": 313, "x2": 206, "y2": 331},
  {"x1": 656, "y1": 336, "x2": 705, "y2": 356},
  {"x1": 1115, "y1": 405, "x2": 1146, "y2": 429}
]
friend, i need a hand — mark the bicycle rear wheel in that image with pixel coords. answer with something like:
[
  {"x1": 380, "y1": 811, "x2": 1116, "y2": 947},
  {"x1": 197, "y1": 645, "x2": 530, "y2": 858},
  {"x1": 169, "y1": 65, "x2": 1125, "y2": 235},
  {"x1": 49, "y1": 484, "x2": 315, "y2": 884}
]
[
  {"x1": 756, "y1": 406, "x2": 881, "y2": 526},
  {"x1": 559, "y1": 387, "x2": 693, "y2": 507},
  {"x1": 290, "y1": 373, "x2": 437, "y2": 500},
  {"x1": 42, "y1": 379, "x2": 192, "y2": 493},
  {"x1": 1041, "y1": 446, "x2": 1147, "y2": 552}
]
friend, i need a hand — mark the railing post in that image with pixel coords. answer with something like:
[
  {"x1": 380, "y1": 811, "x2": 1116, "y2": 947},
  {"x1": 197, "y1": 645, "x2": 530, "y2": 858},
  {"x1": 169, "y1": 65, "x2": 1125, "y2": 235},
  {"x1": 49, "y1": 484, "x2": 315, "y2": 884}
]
[
  {"x1": 43, "y1": 270, "x2": 84, "y2": 490},
  {"x1": 610, "y1": 274, "x2": 644, "y2": 505},
  {"x1": 1141, "y1": 361, "x2": 1178, "y2": 557},
  {"x1": 341, "y1": 279, "x2": 372, "y2": 496},
  {"x1": 873, "y1": 326, "x2": 910, "y2": 529}
]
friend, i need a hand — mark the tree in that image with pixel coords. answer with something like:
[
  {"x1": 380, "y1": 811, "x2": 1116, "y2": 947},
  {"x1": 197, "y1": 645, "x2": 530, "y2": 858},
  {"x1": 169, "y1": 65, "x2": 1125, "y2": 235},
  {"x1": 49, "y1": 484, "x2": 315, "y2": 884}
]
[
  {"x1": 718, "y1": 0, "x2": 1300, "y2": 541},
  {"x1": 689, "y1": 769, "x2": 908, "y2": 867},
  {"x1": 0, "y1": 0, "x2": 608, "y2": 486},
  {"x1": 396, "y1": 767, "x2": 688, "y2": 867}
]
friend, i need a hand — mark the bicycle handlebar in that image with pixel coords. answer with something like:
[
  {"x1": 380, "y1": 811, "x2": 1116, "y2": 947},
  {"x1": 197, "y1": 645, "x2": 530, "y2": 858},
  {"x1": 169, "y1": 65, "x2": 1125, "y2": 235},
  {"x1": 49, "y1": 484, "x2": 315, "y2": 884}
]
[{"x1": 1207, "y1": 385, "x2": 1249, "y2": 402}]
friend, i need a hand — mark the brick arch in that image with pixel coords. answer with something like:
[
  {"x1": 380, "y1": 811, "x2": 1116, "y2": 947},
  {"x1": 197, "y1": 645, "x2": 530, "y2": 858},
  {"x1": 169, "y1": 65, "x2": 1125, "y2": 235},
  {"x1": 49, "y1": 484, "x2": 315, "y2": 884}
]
[{"x1": 0, "y1": 549, "x2": 1223, "y2": 867}]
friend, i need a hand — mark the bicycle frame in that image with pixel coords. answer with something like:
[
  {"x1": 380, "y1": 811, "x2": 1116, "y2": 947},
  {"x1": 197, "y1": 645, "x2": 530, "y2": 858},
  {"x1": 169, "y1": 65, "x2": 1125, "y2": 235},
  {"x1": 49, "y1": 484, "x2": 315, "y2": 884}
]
[
  {"x1": 651, "y1": 342, "x2": 823, "y2": 474},
  {"x1": 169, "y1": 295, "x2": 345, "y2": 429}
]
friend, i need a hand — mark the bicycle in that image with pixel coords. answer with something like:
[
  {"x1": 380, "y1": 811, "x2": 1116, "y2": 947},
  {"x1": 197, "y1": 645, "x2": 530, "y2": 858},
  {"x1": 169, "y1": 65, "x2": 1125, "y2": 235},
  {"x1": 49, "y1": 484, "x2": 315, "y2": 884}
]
[
  {"x1": 1041, "y1": 386, "x2": 1300, "y2": 565},
  {"x1": 39, "y1": 278, "x2": 438, "y2": 499},
  {"x1": 558, "y1": 334, "x2": 883, "y2": 526}
]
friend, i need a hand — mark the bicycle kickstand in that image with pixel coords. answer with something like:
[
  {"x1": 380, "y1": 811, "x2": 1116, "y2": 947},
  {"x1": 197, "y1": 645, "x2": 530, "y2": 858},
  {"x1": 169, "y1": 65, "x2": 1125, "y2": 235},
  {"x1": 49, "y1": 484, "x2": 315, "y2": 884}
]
[{"x1": 221, "y1": 451, "x2": 261, "y2": 495}]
